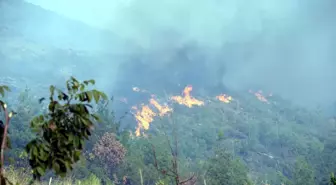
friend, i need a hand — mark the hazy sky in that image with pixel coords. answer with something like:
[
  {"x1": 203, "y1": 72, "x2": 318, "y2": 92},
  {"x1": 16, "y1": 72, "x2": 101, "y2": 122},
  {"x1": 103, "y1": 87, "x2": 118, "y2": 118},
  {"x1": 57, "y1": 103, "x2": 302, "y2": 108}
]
[
  {"x1": 26, "y1": 0, "x2": 127, "y2": 28},
  {"x1": 24, "y1": 0, "x2": 336, "y2": 107},
  {"x1": 26, "y1": 0, "x2": 300, "y2": 46}
]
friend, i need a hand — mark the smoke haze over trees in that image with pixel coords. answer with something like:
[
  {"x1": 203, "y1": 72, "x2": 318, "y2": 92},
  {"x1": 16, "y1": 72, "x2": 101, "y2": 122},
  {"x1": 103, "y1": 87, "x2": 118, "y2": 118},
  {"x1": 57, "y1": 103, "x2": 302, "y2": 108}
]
[
  {"x1": 1, "y1": 0, "x2": 336, "y2": 184},
  {"x1": 25, "y1": 0, "x2": 336, "y2": 107}
]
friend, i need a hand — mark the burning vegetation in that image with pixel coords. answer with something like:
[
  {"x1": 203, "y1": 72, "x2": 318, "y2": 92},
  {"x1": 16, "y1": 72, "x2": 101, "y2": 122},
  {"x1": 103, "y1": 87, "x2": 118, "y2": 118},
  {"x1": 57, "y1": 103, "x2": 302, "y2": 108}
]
[
  {"x1": 249, "y1": 89, "x2": 273, "y2": 103},
  {"x1": 170, "y1": 85, "x2": 204, "y2": 108},
  {"x1": 129, "y1": 85, "x2": 271, "y2": 136}
]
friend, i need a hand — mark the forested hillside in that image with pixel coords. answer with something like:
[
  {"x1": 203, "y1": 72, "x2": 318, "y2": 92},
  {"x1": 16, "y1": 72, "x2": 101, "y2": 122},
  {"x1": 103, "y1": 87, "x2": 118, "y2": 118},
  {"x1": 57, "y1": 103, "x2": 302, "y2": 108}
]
[
  {"x1": 0, "y1": 0, "x2": 129, "y2": 96},
  {"x1": 0, "y1": 0, "x2": 335, "y2": 185}
]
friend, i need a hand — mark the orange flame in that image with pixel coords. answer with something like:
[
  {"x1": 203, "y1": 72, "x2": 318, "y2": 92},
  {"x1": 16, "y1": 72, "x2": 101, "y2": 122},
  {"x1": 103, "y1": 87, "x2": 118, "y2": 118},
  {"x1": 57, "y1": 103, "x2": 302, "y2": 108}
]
[
  {"x1": 171, "y1": 85, "x2": 204, "y2": 107},
  {"x1": 216, "y1": 94, "x2": 232, "y2": 103},
  {"x1": 132, "y1": 105, "x2": 156, "y2": 136},
  {"x1": 249, "y1": 90, "x2": 271, "y2": 103},
  {"x1": 255, "y1": 92, "x2": 268, "y2": 103},
  {"x1": 149, "y1": 98, "x2": 173, "y2": 116},
  {"x1": 132, "y1": 97, "x2": 173, "y2": 136}
]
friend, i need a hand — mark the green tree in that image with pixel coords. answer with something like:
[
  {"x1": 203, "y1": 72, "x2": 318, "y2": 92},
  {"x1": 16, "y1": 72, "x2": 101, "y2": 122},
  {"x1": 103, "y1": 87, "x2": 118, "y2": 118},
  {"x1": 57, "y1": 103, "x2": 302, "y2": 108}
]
[
  {"x1": 331, "y1": 173, "x2": 336, "y2": 185},
  {"x1": 205, "y1": 149, "x2": 252, "y2": 185},
  {"x1": 25, "y1": 77, "x2": 107, "y2": 180},
  {"x1": 293, "y1": 157, "x2": 315, "y2": 185}
]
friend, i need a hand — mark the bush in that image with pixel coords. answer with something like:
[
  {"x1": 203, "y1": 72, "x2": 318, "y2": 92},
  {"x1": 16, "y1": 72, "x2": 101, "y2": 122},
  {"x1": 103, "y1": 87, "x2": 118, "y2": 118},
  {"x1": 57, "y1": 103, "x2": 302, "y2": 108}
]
[
  {"x1": 205, "y1": 150, "x2": 252, "y2": 185},
  {"x1": 93, "y1": 132, "x2": 126, "y2": 168}
]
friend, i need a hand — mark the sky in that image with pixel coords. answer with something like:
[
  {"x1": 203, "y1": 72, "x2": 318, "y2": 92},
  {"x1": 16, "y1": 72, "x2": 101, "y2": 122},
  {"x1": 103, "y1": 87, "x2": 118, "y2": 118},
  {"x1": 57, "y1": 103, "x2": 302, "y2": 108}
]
[
  {"x1": 23, "y1": 0, "x2": 336, "y2": 107},
  {"x1": 25, "y1": 0, "x2": 136, "y2": 31}
]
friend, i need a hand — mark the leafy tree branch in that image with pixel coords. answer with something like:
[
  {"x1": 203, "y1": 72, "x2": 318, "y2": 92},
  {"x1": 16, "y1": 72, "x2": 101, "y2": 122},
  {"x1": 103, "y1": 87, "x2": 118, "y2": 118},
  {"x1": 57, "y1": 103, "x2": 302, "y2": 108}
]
[{"x1": 25, "y1": 77, "x2": 107, "y2": 180}]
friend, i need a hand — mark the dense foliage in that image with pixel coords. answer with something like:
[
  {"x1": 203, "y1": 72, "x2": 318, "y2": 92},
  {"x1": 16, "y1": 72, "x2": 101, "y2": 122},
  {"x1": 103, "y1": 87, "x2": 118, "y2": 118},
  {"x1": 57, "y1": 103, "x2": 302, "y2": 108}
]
[
  {"x1": 1, "y1": 76, "x2": 336, "y2": 185},
  {"x1": 0, "y1": 77, "x2": 108, "y2": 184},
  {"x1": 25, "y1": 77, "x2": 107, "y2": 180},
  {"x1": 0, "y1": 2, "x2": 335, "y2": 184}
]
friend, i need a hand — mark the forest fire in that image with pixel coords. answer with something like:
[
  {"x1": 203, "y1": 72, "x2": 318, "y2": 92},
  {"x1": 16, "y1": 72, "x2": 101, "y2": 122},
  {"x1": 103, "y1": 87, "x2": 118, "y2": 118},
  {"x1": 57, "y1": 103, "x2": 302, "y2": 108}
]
[
  {"x1": 249, "y1": 90, "x2": 272, "y2": 103},
  {"x1": 132, "y1": 105, "x2": 156, "y2": 136},
  {"x1": 170, "y1": 85, "x2": 204, "y2": 108},
  {"x1": 149, "y1": 98, "x2": 172, "y2": 116},
  {"x1": 131, "y1": 85, "x2": 205, "y2": 136},
  {"x1": 216, "y1": 94, "x2": 232, "y2": 103},
  {"x1": 131, "y1": 86, "x2": 271, "y2": 136},
  {"x1": 132, "y1": 96, "x2": 173, "y2": 136}
]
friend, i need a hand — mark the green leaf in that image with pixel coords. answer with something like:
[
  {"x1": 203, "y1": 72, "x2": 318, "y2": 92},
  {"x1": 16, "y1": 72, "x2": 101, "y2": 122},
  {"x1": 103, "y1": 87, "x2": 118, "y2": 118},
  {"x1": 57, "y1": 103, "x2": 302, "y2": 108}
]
[
  {"x1": 93, "y1": 90, "x2": 100, "y2": 103},
  {"x1": 30, "y1": 116, "x2": 44, "y2": 128},
  {"x1": 88, "y1": 79, "x2": 95, "y2": 85},
  {"x1": 59, "y1": 172, "x2": 67, "y2": 178},
  {"x1": 66, "y1": 80, "x2": 71, "y2": 91},
  {"x1": 92, "y1": 114, "x2": 101, "y2": 122},
  {"x1": 2, "y1": 85, "x2": 10, "y2": 92},
  {"x1": 42, "y1": 144, "x2": 50, "y2": 152},
  {"x1": 32, "y1": 147, "x2": 38, "y2": 156},
  {"x1": 8, "y1": 157, "x2": 15, "y2": 165},
  {"x1": 72, "y1": 79, "x2": 80, "y2": 91},
  {"x1": 0, "y1": 88, "x2": 4, "y2": 97},
  {"x1": 0, "y1": 85, "x2": 10, "y2": 97},
  {"x1": 100, "y1": 92, "x2": 108, "y2": 100},
  {"x1": 67, "y1": 134, "x2": 74, "y2": 144},
  {"x1": 49, "y1": 85, "x2": 55, "y2": 96},
  {"x1": 26, "y1": 77, "x2": 110, "y2": 180},
  {"x1": 80, "y1": 117, "x2": 91, "y2": 126},
  {"x1": 86, "y1": 91, "x2": 93, "y2": 102},
  {"x1": 64, "y1": 161, "x2": 72, "y2": 171},
  {"x1": 48, "y1": 101, "x2": 58, "y2": 112},
  {"x1": 36, "y1": 167, "x2": 45, "y2": 176},
  {"x1": 73, "y1": 137, "x2": 80, "y2": 148},
  {"x1": 80, "y1": 84, "x2": 85, "y2": 91},
  {"x1": 71, "y1": 76, "x2": 78, "y2": 82},
  {"x1": 38, "y1": 115, "x2": 44, "y2": 122},
  {"x1": 38, "y1": 150, "x2": 48, "y2": 161},
  {"x1": 80, "y1": 140, "x2": 84, "y2": 148},
  {"x1": 53, "y1": 161, "x2": 60, "y2": 173},
  {"x1": 74, "y1": 150, "x2": 81, "y2": 161}
]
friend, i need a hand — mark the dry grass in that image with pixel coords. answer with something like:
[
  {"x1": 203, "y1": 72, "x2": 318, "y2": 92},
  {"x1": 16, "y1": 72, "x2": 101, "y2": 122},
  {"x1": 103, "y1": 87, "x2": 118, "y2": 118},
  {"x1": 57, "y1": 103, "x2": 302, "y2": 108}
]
[{"x1": 3, "y1": 166, "x2": 106, "y2": 185}]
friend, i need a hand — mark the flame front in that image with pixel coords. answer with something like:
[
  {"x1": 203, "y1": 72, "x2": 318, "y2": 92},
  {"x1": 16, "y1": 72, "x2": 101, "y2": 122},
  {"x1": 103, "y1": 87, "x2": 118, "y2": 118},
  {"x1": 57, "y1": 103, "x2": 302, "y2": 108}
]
[
  {"x1": 132, "y1": 105, "x2": 156, "y2": 136},
  {"x1": 132, "y1": 98, "x2": 173, "y2": 136},
  {"x1": 131, "y1": 86, "x2": 273, "y2": 136},
  {"x1": 149, "y1": 98, "x2": 173, "y2": 116},
  {"x1": 216, "y1": 94, "x2": 232, "y2": 103},
  {"x1": 171, "y1": 85, "x2": 204, "y2": 107},
  {"x1": 249, "y1": 90, "x2": 271, "y2": 103},
  {"x1": 255, "y1": 92, "x2": 268, "y2": 103}
]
